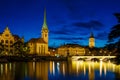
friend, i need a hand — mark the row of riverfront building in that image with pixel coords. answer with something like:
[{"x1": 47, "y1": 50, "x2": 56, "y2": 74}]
[{"x1": 0, "y1": 10, "x2": 95, "y2": 56}]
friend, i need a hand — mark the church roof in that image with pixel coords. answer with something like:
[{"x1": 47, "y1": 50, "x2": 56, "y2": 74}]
[
  {"x1": 28, "y1": 38, "x2": 47, "y2": 44},
  {"x1": 59, "y1": 44, "x2": 83, "y2": 48},
  {"x1": 13, "y1": 35, "x2": 20, "y2": 41}
]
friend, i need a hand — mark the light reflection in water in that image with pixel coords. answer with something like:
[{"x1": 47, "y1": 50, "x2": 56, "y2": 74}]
[
  {"x1": 100, "y1": 61, "x2": 102, "y2": 76},
  {"x1": 25, "y1": 63, "x2": 27, "y2": 76},
  {"x1": 33, "y1": 62, "x2": 35, "y2": 72},
  {"x1": 83, "y1": 64, "x2": 86, "y2": 75},
  {"x1": 57, "y1": 62, "x2": 60, "y2": 74},
  {"x1": 53, "y1": 61, "x2": 55, "y2": 75},
  {"x1": 49, "y1": 61, "x2": 53, "y2": 74},
  {"x1": 63, "y1": 63, "x2": 65, "y2": 76},
  {"x1": 5, "y1": 64, "x2": 7, "y2": 75},
  {"x1": 0, "y1": 64, "x2": 3, "y2": 75},
  {"x1": 104, "y1": 63, "x2": 107, "y2": 76},
  {"x1": 0, "y1": 61, "x2": 119, "y2": 80},
  {"x1": 9, "y1": 63, "x2": 11, "y2": 71}
]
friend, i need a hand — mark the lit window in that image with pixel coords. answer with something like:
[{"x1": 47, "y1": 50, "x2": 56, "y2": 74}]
[
  {"x1": 1, "y1": 40, "x2": 4, "y2": 43},
  {"x1": 6, "y1": 40, "x2": 8, "y2": 43},
  {"x1": 10, "y1": 40, "x2": 13, "y2": 44},
  {"x1": 6, "y1": 45, "x2": 8, "y2": 47},
  {"x1": 6, "y1": 49, "x2": 8, "y2": 51}
]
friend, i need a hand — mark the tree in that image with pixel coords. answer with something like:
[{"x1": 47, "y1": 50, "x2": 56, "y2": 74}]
[
  {"x1": 108, "y1": 13, "x2": 120, "y2": 54},
  {"x1": 12, "y1": 40, "x2": 29, "y2": 56}
]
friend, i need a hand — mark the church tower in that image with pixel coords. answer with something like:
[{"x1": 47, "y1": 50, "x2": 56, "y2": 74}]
[
  {"x1": 41, "y1": 9, "x2": 49, "y2": 43},
  {"x1": 89, "y1": 32, "x2": 95, "y2": 48}
]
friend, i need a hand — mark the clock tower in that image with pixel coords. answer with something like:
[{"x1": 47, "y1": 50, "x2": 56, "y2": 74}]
[
  {"x1": 89, "y1": 32, "x2": 95, "y2": 48},
  {"x1": 41, "y1": 9, "x2": 49, "y2": 43}
]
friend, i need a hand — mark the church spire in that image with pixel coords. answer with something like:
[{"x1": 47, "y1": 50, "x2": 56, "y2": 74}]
[
  {"x1": 90, "y1": 27, "x2": 94, "y2": 38},
  {"x1": 90, "y1": 32, "x2": 94, "y2": 38},
  {"x1": 42, "y1": 8, "x2": 48, "y2": 29}
]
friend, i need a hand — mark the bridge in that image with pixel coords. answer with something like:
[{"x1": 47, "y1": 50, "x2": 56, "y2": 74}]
[{"x1": 71, "y1": 56, "x2": 116, "y2": 61}]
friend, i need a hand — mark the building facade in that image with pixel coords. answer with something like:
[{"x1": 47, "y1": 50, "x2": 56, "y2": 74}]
[
  {"x1": 0, "y1": 27, "x2": 23, "y2": 55},
  {"x1": 57, "y1": 44, "x2": 85, "y2": 56},
  {"x1": 89, "y1": 32, "x2": 95, "y2": 48},
  {"x1": 28, "y1": 10, "x2": 49, "y2": 55}
]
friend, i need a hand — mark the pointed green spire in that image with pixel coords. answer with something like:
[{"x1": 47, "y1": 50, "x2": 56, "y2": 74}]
[{"x1": 42, "y1": 8, "x2": 48, "y2": 29}]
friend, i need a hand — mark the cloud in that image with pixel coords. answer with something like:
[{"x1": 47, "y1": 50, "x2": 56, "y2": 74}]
[
  {"x1": 51, "y1": 30, "x2": 71, "y2": 35},
  {"x1": 72, "y1": 20, "x2": 104, "y2": 30},
  {"x1": 50, "y1": 22, "x2": 91, "y2": 37},
  {"x1": 95, "y1": 32, "x2": 108, "y2": 40},
  {"x1": 50, "y1": 25, "x2": 72, "y2": 35},
  {"x1": 52, "y1": 36, "x2": 85, "y2": 41}
]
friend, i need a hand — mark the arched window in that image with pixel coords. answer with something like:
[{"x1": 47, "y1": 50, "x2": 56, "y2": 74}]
[
  {"x1": 10, "y1": 40, "x2": 13, "y2": 44},
  {"x1": 45, "y1": 34, "x2": 47, "y2": 37},
  {"x1": 6, "y1": 40, "x2": 8, "y2": 43},
  {"x1": 41, "y1": 45, "x2": 43, "y2": 54},
  {"x1": 1, "y1": 40, "x2": 4, "y2": 43}
]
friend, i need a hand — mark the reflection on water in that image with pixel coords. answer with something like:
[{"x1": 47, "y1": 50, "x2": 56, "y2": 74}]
[{"x1": 0, "y1": 61, "x2": 120, "y2": 80}]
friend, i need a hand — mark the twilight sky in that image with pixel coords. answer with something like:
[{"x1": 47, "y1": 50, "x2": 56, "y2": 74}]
[{"x1": 0, "y1": 0, "x2": 120, "y2": 47}]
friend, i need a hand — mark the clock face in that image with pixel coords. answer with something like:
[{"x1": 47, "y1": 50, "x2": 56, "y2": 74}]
[
  {"x1": 90, "y1": 38, "x2": 94, "y2": 41},
  {"x1": 43, "y1": 29, "x2": 48, "y2": 32}
]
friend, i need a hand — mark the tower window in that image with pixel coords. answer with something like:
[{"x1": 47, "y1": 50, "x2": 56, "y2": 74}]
[{"x1": 45, "y1": 34, "x2": 47, "y2": 37}]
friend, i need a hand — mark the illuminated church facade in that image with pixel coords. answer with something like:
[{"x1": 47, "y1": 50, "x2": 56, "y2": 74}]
[{"x1": 28, "y1": 10, "x2": 49, "y2": 55}]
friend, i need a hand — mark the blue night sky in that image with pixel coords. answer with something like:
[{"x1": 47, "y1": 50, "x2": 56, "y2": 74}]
[{"x1": 0, "y1": 0, "x2": 120, "y2": 47}]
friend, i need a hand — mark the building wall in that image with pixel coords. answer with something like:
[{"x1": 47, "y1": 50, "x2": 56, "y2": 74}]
[
  {"x1": 28, "y1": 42, "x2": 49, "y2": 55},
  {"x1": 28, "y1": 43, "x2": 36, "y2": 54},
  {"x1": 58, "y1": 47, "x2": 85, "y2": 56},
  {"x1": 0, "y1": 27, "x2": 15, "y2": 54},
  {"x1": 36, "y1": 43, "x2": 45, "y2": 55}
]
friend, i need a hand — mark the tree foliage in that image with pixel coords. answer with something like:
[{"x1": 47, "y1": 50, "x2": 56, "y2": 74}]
[
  {"x1": 108, "y1": 24, "x2": 120, "y2": 41},
  {"x1": 12, "y1": 40, "x2": 29, "y2": 56},
  {"x1": 108, "y1": 13, "x2": 120, "y2": 54}
]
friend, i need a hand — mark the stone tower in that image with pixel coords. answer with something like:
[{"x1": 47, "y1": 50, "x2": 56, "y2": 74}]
[
  {"x1": 41, "y1": 9, "x2": 49, "y2": 43},
  {"x1": 89, "y1": 32, "x2": 95, "y2": 48}
]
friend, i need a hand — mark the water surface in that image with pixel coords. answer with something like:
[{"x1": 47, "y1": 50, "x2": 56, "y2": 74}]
[{"x1": 0, "y1": 61, "x2": 120, "y2": 80}]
